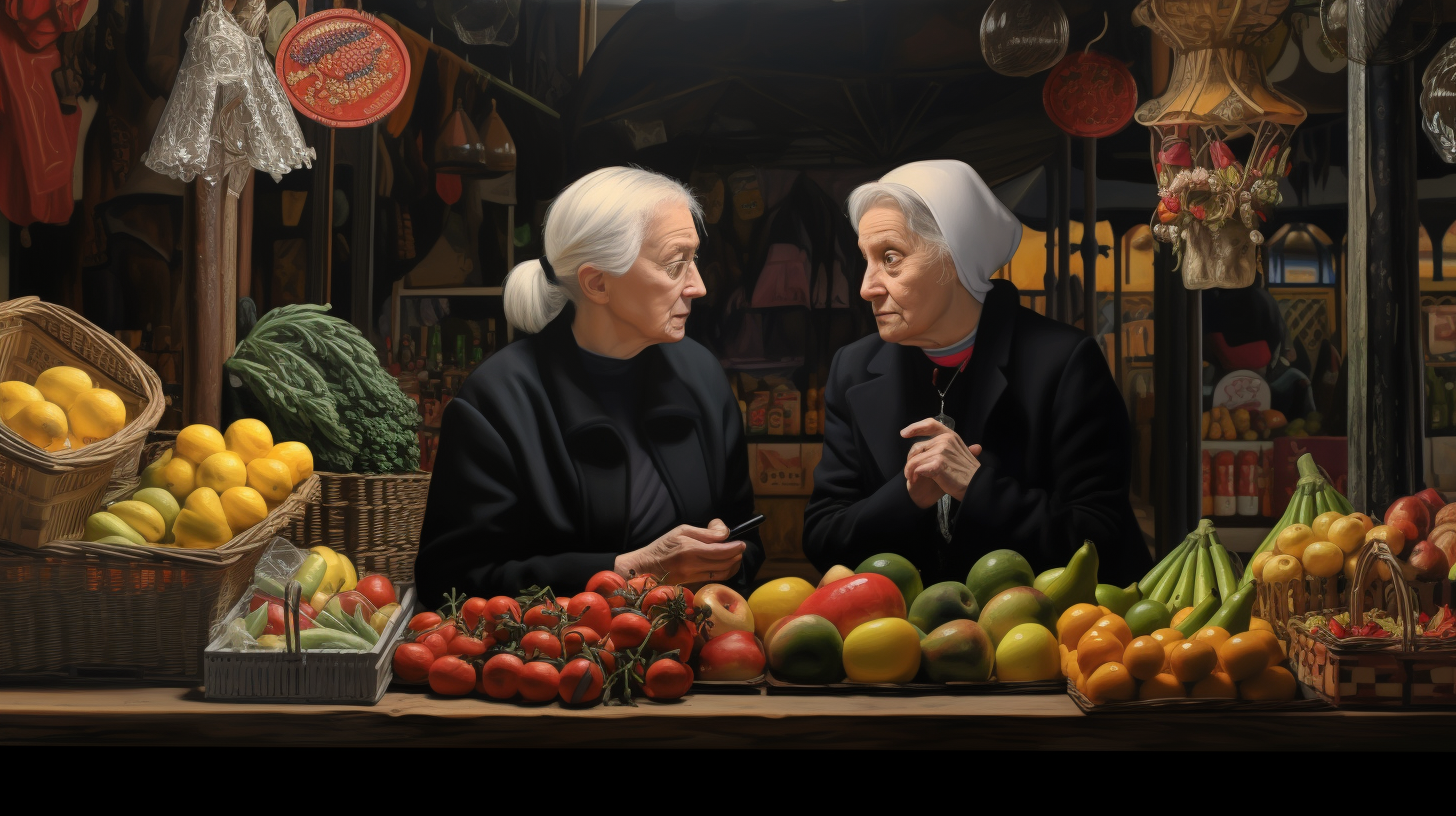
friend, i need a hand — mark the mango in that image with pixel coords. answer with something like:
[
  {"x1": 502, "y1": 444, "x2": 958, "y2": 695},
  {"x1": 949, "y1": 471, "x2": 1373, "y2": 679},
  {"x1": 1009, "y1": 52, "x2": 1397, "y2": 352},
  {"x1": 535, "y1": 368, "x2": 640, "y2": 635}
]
[
  {"x1": 84, "y1": 512, "x2": 145, "y2": 546},
  {"x1": 920, "y1": 619, "x2": 994, "y2": 682},
  {"x1": 766, "y1": 614, "x2": 844, "y2": 684},
  {"x1": 855, "y1": 552, "x2": 923, "y2": 609},
  {"x1": 978, "y1": 586, "x2": 1057, "y2": 647},
  {"x1": 107, "y1": 500, "x2": 166, "y2": 543},
  {"x1": 133, "y1": 487, "x2": 181, "y2": 537},
  {"x1": 966, "y1": 549, "x2": 1034, "y2": 606}
]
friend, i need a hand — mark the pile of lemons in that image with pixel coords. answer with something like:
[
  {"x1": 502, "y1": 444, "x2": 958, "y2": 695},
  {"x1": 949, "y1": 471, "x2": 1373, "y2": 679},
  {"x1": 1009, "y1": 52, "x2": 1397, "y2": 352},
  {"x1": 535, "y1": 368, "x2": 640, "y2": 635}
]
[
  {"x1": 85, "y1": 419, "x2": 314, "y2": 549},
  {"x1": 0, "y1": 366, "x2": 127, "y2": 451}
]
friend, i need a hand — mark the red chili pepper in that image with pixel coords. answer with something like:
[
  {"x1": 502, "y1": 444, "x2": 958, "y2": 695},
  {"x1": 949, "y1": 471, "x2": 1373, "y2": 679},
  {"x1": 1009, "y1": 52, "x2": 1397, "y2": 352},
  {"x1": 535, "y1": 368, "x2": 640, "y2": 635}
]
[{"x1": 1420, "y1": 611, "x2": 1431, "y2": 625}]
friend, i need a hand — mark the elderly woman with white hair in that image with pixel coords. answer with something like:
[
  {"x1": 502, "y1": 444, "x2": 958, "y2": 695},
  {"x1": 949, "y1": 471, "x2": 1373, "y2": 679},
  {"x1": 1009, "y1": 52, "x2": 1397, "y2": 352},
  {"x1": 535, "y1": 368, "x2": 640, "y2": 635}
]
[
  {"x1": 804, "y1": 160, "x2": 1150, "y2": 587},
  {"x1": 415, "y1": 167, "x2": 762, "y2": 601}
]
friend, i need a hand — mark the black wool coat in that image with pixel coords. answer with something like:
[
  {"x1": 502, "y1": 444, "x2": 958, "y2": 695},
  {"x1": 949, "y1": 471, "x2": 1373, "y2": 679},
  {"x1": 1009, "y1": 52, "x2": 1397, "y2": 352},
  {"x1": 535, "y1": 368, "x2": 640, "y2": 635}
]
[
  {"x1": 414, "y1": 306, "x2": 763, "y2": 602},
  {"x1": 804, "y1": 280, "x2": 1151, "y2": 588}
]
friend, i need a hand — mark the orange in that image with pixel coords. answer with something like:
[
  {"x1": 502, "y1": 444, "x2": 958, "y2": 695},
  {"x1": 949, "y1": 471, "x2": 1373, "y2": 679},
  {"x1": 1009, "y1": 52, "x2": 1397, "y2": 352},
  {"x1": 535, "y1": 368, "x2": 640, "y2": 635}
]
[
  {"x1": 1122, "y1": 635, "x2": 1166, "y2": 681},
  {"x1": 1216, "y1": 633, "x2": 1273, "y2": 681},
  {"x1": 1171, "y1": 606, "x2": 1195, "y2": 627},
  {"x1": 1366, "y1": 525, "x2": 1406, "y2": 557},
  {"x1": 1138, "y1": 673, "x2": 1187, "y2": 700},
  {"x1": 1238, "y1": 665, "x2": 1296, "y2": 701},
  {"x1": 1250, "y1": 551, "x2": 1275, "y2": 581},
  {"x1": 1057, "y1": 603, "x2": 1102, "y2": 650},
  {"x1": 1150, "y1": 627, "x2": 1185, "y2": 646},
  {"x1": 1311, "y1": 511, "x2": 1345, "y2": 540},
  {"x1": 1242, "y1": 629, "x2": 1284, "y2": 665},
  {"x1": 1301, "y1": 541, "x2": 1344, "y2": 579},
  {"x1": 1162, "y1": 641, "x2": 1179, "y2": 672},
  {"x1": 1076, "y1": 634, "x2": 1124, "y2": 678},
  {"x1": 1262, "y1": 554, "x2": 1304, "y2": 584},
  {"x1": 1192, "y1": 625, "x2": 1231, "y2": 651},
  {"x1": 1328, "y1": 516, "x2": 1367, "y2": 555},
  {"x1": 1169, "y1": 639, "x2": 1217, "y2": 683},
  {"x1": 1084, "y1": 662, "x2": 1136, "y2": 704},
  {"x1": 1276, "y1": 523, "x2": 1315, "y2": 558},
  {"x1": 1190, "y1": 671, "x2": 1237, "y2": 699},
  {"x1": 1249, "y1": 617, "x2": 1274, "y2": 633},
  {"x1": 1087, "y1": 614, "x2": 1132, "y2": 647},
  {"x1": 1347, "y1": 512, "x2": 1376, "y2": 533},
  {"x1": 1097, "y1": 606, "x2": 1112, "y2": 617}
]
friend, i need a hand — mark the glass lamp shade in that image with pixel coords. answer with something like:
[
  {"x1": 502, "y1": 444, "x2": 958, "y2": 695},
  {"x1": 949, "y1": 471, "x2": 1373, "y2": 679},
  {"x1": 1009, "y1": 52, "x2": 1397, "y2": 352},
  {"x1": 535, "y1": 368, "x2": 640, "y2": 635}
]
[{"x1": 979, "y1": 0, "x2": 1069, "y2": 78}]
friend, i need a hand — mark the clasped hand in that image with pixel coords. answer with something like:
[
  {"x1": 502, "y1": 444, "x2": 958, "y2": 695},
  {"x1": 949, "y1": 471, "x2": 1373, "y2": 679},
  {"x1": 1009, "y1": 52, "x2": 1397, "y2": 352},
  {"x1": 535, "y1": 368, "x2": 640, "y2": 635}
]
[{"x1": 900, "y1": 418, "x2": 983, "y2": 510}]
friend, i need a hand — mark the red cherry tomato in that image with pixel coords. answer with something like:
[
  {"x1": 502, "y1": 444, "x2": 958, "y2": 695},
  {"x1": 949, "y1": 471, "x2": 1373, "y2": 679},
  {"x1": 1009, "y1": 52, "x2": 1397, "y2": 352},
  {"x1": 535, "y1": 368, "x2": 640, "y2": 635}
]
[
  {"x1": 485, "y1": 596, "x2": 521, "y2": 640},
  {"x1": 521, "y1": 629, "x2": 562, "y2": 660},
  {"x1": 356, "y1": 574, "x2": 397, "y2": 610},
  {"x1": 523, "y1": 602, "x2": 564, "y2": 629},
  {"x1": 558, "y1": 658, "x2": 605, "y2": 705},
  {"x1": 566, "y1": 592, "x2": 613, "y2": 635},
  {"x1": 436, "y1": 620, "x2": 459, "y2": 642},
  {"x1": 428, "y1": 655, "x2": 476, "y2": 696},
  {"x1": 479, "y1": 653, "x2": 523, "y2": 699},
  {"x1": 409, "y1": 611, "x2": 442, "y2": 632},
  {"x1": 643, "y1": 658, "x2": 693, "y2": 700},
  {"x1": 392, "y1": 642, "x2": 434, "y2": 683},
  {"x1": 627, "y1": 574, "x2": 660, "y2": 594},
  {"x1": 261, "y1": 602, "x2": 316, "y2": 635},
  {"x1": 334, "y1": 590, "x2": 378, "y2": 618},
  {"x1": 417, "y1": 632, "x2": 449, "y2": 658},
  {"x1": 445, "y1": 634, "x2": 491, "y2": 657},
  {"x1": 648, "y1": 618, "x2": 696, "y2": 661},
  {"x1": 594, "y1": 645, "x2": 618, "y2": 675},
  {"x1": 642, "y1": 585, "x2": 694, "y2": 617},
  {"x1": 460, "y1": 596, "x2": 491, "y2": 632},
  {"x1": 585, "y1": 570, "x2": 629, "y2": 608},
  {"x1": 609, "y1": 610, "x2": 652, "y2": 649},
  {"x1": 562, "y1": 625, "x2": 600, "y2": 657},
  {"x1": 518, "y1": 661, "x2": 561, "y2": 702}
]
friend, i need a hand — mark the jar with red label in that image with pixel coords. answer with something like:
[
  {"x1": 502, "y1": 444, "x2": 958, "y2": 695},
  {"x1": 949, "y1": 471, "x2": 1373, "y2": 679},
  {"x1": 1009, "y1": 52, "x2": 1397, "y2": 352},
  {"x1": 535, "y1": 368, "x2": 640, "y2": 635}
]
[
  {"x1": 1236, "y1": 450, "x2": 1259, "y2": 516},
  {"x1": 1213, "y1": 450, "x2": 1236, "y2": 516}
]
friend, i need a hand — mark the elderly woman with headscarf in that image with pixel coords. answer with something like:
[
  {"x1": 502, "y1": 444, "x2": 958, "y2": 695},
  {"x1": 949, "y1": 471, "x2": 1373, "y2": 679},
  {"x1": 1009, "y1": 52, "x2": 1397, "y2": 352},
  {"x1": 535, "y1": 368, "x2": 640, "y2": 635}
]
[
  {"x1": 804, "y1": 160, "x2": 1150, "y2": 586},
  {"x1": 415, "y1": 167, "x2": 763, "y2": 602}
]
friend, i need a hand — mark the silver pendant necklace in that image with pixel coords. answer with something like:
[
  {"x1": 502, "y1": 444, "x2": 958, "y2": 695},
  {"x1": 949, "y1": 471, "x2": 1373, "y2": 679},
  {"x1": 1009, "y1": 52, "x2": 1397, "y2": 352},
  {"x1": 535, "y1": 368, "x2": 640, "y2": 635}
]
[{"x1": 931, "y1": 363, "x2": 967, "y2": 542}]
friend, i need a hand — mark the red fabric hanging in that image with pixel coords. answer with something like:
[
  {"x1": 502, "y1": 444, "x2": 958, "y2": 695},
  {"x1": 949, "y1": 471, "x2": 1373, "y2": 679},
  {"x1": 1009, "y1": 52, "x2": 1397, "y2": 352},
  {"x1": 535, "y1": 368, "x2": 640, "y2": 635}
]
[{"x1": 0, "y1": 0, "x2": 87, "y2": 225}]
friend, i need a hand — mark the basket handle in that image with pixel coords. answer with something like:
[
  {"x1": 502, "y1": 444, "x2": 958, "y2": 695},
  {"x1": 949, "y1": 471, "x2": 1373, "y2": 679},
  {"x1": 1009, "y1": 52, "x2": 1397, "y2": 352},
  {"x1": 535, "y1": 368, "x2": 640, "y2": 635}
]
[
  {"x1": 1351, "y1": 540, "x2": 1416, "y2": 651},
  {"x1": 284, "y1": 579, "x2": 303, "y2": 655}
]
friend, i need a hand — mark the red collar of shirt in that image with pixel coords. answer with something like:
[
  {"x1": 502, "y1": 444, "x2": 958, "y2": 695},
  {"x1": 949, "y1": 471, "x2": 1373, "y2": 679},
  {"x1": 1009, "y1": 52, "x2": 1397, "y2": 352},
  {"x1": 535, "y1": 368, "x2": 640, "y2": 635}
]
[{"x1": 926, "y1": 345, "x2": 974, "y2": 369}]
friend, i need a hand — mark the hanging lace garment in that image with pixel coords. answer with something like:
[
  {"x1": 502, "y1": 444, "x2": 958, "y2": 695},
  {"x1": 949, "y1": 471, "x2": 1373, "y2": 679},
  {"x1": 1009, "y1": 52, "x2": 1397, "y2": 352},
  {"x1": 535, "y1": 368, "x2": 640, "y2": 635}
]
[{"x1": 142, "y1": 0, "x2": 312, "y2": 196}]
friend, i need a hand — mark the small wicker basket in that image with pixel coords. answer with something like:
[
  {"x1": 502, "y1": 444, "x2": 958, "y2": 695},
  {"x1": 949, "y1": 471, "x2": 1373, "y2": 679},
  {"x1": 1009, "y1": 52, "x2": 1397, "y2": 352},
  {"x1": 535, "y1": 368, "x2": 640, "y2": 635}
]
[
  {"x1": 0, "y1": 297, "x2": 164, "y2": 547},
  {"x1": 0, "y1": 475, "x2": 319, "y2": 682},
  {"x1": 281, "y1": 470, "x2": 430, "y2": 581}
]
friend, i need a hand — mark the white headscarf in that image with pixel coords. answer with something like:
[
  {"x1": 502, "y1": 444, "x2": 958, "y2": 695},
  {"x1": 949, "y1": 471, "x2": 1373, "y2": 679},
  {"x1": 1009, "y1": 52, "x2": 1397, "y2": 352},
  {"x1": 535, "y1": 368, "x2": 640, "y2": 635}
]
[{"x1": 879, "y1": 160, "x2": 1022, "y2": 302}]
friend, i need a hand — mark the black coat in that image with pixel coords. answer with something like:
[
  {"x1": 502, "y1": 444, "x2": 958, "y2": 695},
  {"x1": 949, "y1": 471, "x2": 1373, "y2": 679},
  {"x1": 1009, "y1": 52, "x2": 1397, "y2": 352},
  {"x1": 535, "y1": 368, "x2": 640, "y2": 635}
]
[
  {"x1": 804, "y1": 280, "x2": 1150, "y2": 588},
  {"x1": 414, "y1": 307, "x2": 764, "y2": 602}
]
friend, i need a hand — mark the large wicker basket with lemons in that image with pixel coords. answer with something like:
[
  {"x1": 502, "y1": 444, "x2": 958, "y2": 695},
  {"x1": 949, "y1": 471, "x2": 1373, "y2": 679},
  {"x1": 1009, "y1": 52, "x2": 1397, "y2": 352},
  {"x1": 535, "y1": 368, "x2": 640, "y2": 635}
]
[{"x1": 0, "y1": 297, "x2": 163, "y2": 548}]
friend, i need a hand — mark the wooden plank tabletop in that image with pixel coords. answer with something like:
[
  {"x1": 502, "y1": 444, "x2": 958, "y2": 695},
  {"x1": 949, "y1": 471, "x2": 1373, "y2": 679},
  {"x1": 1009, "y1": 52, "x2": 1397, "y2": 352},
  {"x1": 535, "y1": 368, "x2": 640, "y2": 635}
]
[{"x1": 1, "y1": 686, "x2": 1452, "y2": 748}]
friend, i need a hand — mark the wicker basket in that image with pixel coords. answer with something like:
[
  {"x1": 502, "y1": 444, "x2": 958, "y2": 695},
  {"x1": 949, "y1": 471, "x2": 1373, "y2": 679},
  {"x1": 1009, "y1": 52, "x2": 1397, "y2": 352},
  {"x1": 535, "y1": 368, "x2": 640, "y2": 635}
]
[
  {"x1": 204, "y1": 583, "x2": 416, "y2": 705},
  {"x1": 0, "y1": 297, "x2": 164, "y2": 547},
  {"x1": 1065, "y1": 677, "x2": 1330, "y2": 712},
  {"x1": 1288, "y1": 541, "x2": 1456, "y2": 707},
  {"x1": 281, "y1": 470, "x2": 431, "y2": 581},
  {"x1": 0, "y1": 475, "x2": 319, "y2": 682}
]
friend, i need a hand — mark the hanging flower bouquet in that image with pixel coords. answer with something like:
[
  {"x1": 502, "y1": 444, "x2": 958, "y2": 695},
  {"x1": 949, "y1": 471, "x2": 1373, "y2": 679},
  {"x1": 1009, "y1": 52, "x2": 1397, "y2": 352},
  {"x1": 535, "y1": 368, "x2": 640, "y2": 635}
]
[{"x1": 1150, "y1": 134, "x2": 1290, "y2": 252}]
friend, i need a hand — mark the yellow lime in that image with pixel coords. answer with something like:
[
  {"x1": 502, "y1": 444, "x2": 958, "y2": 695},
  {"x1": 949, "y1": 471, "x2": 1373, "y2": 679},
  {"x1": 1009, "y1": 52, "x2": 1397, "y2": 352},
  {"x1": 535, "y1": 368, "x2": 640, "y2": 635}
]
[
  {"x1": 68, "y1": 388, "x2": 126, "y2": 443},
  {"x1": 1311, "y1": 511, "x2": 1345, "y2": 541},
  {"x1": 0, "y1": 381, "x2": 42, "y2": 421},
  {"x1": 156, "y1": 456, "x2": 196, "y2": 502},
  {"x1": 1276, "y1": 523, "x2": 1315, "y2": 559},
  {"x1": 220, "y1": 486, "x2": 268, "y2": 533},
  {"x1": 247, "y1": 457, "x2": 294, "y2": 504},
  {"x1": 224, "y1": 418, "x2": 274, "y2": 464},
  {"x1": 197, "y1": 451, "x2": 247, "y2": 494},
  {"x1": 843, "y1": 617, "x2": 921, "y2": 683},
  {"x1": 175, "y1": 424, "x2": 226, "y2": 465},
  {"x1": 5, "y1": 400, "x2": 67, "y2": 449},
  {"x1": 747, "y1": 576, "x2": 816, "y2": 639},
  {"x1": 267, "y1": 441, "x2": 314, "y2": 485},
  {"x1": 34, "y1": 366, "x2": 92, "y2": 411}
]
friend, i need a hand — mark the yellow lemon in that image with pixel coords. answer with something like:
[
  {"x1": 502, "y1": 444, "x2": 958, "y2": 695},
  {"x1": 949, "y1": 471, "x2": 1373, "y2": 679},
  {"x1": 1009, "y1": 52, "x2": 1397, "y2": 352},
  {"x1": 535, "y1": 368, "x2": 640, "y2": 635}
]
[
  {"x1": 996, "y1": 622, "x2": 1061, "y2": 681},
  {"x1": 172, "y1": 508, "x2": 232, "y2": 549},
  {"x1": 224, "y1": 418, "x2": 274, "y2": 464},
  {"x1": 156, "y1": 456, "x2": 197, "y2": 502},
  {"x1": 184, "y1": 487, "x2": 231, "y2": 532},
  {"x1": 267, "y1": 441, "x2": 314, "y2": 485},
  {"x1": 220, "y1": 486, "x2": 268, "y2": 533},
  {"x1": 247, "y1": 457, "x2": 294, "y2": 504},
  {"x1": 175, "y1": 424, "x2": 226, "y2": 465},
  {"x1": 68, "y1": 388, "x2": 126, "y2": 444},
  {"x1": 34, "y1": 366, "x2": 93, "y2": 411},
  {"x1": 132, "y1": 488, "x2": 180, "y2": 537},
  {"x1": 107, "y1": 500, "x2": 166, "y2": 543},
  {"x1": 5, "y1": 400, "x2": 67, "y2": 449},
  {"x1": 1301, "y1": 540, "x2": 1344, "y2": 579},
  {"x1": 747, "y1": 576, "x2": 816, "y2": 639},
  {"x1": 842, "y1": 618, "x2": 921, "y2": 683},
  {"x1": 197, "y1": 451, "x2": 247, "y2": 494},
  {"x1": 0, "y1": 380, "x2": 42, "y2": 421}
]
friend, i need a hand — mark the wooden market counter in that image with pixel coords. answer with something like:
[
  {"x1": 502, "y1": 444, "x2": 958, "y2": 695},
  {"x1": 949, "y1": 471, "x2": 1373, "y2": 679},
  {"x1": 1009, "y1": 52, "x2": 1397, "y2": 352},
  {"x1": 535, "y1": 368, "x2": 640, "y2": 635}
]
[{"x1": 1, "y1": 686, "x2": 1452, "y2": 749}]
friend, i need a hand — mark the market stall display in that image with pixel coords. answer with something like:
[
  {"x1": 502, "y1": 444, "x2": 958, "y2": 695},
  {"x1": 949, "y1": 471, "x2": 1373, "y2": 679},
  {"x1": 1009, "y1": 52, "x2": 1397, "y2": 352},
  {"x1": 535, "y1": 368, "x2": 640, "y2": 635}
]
[{"x1": 204, "y1": 539, "x2": 412, "y2": 704}]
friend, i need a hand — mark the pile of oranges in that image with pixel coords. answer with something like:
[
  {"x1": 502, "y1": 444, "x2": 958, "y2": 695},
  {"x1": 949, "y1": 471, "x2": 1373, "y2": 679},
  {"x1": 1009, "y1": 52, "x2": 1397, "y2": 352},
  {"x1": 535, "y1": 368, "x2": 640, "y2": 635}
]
[{"x1": 1058, "y1": 602, "x2": 1298, "y2": 704}]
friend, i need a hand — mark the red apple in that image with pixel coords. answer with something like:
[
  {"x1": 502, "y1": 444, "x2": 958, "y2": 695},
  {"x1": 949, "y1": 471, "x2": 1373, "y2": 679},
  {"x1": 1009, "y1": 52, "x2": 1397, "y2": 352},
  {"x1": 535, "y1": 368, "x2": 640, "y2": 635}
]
[
  {"x1": 695, "y1": 583, "x2": 755, "y2": 639},
  {"x1": 1385, "y1": 497, "x2": 1431, "y2": 545},
  {"x1": 1416, "y1": 488, "x2": 1447, "y2": 515},
  {"x1": 795, "y1": 573, "x2": 906, "y2": 638},
  {"x1": 1408, "y1": 540, "x2": 1450, "y2": 581},
  {"x1": 695, "y1": 630, "x2": 766, "y2": 681}
]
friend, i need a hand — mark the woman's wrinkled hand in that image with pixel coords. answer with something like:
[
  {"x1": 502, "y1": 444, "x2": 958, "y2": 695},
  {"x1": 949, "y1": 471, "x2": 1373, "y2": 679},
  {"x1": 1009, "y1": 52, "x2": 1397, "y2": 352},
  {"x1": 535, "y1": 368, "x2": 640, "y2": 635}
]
[
  {"x1": 900, "y1": 419, "x2": 983, "y2": 508},
  {"x1": 615, "y1": 519, "x2": 746, "y2": 585}
]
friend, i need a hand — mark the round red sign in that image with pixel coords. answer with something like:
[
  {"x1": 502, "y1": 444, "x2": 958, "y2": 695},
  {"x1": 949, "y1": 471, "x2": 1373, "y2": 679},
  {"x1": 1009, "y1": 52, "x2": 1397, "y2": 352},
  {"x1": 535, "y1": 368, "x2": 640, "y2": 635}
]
[
  {"x1": 1041, "y1": 51, "x2": 1137, "y2": 139},
  {"x1": 275, "y1": 9, "x2": 411, "y2": 128}
]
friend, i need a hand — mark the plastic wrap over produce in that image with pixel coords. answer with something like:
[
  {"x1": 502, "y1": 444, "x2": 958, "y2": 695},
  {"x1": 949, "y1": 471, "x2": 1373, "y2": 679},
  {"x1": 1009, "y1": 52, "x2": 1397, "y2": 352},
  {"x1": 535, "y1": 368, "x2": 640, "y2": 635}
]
[{"x1": 142, "y1": 0, "x2": 314, "y2": 193}]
